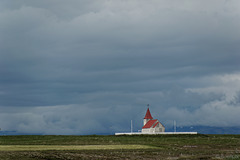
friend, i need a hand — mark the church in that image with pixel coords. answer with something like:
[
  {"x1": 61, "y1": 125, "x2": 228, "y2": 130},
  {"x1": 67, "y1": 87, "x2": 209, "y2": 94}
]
[
  {"x1": 142, "y1": 108, "x2": 165, "y2": 134},
  {"x1": 115, "y1": 107, "x2": 197, "y2": 135}
]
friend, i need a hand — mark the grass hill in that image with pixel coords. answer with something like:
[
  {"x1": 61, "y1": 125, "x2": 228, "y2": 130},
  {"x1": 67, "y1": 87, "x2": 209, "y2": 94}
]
[{"x1": 0, "y1": 134, "x2": 239, "y2": 159}]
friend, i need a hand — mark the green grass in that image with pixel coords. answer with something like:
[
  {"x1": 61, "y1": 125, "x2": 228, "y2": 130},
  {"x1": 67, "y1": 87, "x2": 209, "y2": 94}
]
[
  {"x1": 0, "y1": 144, "x2": 157, "y2": 151},
  {"x1": 0, "y1": 134, "x2": 239, "y2": 159}
]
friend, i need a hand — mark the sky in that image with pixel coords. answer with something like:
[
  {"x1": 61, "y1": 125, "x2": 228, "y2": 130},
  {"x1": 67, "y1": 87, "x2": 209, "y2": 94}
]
[{"x1": 0, "y1": 0, "x2": 240, "y2": 135}]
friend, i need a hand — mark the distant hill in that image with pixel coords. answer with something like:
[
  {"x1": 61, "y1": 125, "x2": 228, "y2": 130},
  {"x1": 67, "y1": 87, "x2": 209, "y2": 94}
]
[{"x1": 0, "y1": 130, "x2": 18, "y2": 135}]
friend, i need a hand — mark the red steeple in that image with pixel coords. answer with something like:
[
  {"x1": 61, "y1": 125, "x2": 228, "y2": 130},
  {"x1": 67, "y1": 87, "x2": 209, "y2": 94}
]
[{"x1": 144, "y1": 108, "x2": 153, "y2": 119}]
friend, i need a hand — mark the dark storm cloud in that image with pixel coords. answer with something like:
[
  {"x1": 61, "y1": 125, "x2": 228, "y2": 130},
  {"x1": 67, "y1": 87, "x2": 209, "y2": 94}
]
[{"x1": 0, "y1": 0, "x2": 240, "y2": 134}]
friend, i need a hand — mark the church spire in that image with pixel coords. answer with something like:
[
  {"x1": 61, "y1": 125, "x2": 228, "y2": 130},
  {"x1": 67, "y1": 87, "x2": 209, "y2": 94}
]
[{"x1": 144, "y1": 108, "x2": 153, "y2": 119}]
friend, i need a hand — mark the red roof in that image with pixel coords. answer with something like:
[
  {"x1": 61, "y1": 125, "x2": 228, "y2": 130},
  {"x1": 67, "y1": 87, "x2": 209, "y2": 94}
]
[
  {"x1": 153, "y1": 122, "x2": 159, "y2": 128},
  {"x1": 142, "y1": 119, "x2": 157, "y2": 129},
  {"x1": 144, "y1": 108, "x2": 153, "y2": 119}
]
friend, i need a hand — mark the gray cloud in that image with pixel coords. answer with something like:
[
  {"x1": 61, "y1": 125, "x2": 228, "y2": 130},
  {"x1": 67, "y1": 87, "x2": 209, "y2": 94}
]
[{"x1": 0, "y1": 0, "x2": 240, "y2": 134}]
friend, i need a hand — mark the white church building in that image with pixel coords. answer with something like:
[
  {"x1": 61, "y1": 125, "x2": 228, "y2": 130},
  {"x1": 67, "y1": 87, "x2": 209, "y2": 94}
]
[
  {"x1": 115, "y1": 107, "x2": 197, "y2": 135},
  {"x1": 142, "y1": 108, "x2": 165, "y2": 134}
]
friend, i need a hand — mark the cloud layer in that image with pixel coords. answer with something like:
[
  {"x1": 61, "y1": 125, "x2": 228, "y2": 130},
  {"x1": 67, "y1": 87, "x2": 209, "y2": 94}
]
[{"x1": 0, "y1": 0, "x2": 240, "y2": 134}]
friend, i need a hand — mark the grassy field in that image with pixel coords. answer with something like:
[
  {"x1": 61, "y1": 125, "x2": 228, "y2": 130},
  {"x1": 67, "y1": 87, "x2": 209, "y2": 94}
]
[
  {"x1": 0, "y1": 134, "x2": 239, "y2": 159},
  {"x1": 0, "y1": 144, "x2": 157, "y2": 151}
]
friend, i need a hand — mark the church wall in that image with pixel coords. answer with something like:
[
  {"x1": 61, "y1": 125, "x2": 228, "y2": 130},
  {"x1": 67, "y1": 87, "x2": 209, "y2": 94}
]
[
  {"x1": 149, "y1": 128, "x2": 154, "y2": 133},
  {"x1": 143, "y1": 119, "x2": 150, "y2": 126},
  {"x1": 142, "y1": 128, "x2": 150, "y2": 133}
]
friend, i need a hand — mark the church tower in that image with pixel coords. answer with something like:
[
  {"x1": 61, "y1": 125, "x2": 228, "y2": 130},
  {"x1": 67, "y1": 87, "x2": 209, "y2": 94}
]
[{"x1": 143, "y1": 108, "x2": 153, "y2": 125}]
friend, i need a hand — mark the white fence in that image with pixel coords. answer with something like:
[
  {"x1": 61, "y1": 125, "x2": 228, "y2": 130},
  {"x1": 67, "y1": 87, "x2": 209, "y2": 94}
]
[{"x1": 115, "y1": 132, "x2": 197, "y2": 135}]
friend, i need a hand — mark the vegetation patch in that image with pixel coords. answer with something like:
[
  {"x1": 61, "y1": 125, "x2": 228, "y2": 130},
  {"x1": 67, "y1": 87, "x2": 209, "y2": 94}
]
[{"x1": 0, "y1": 144, "x2": 158, "y2": 151}]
